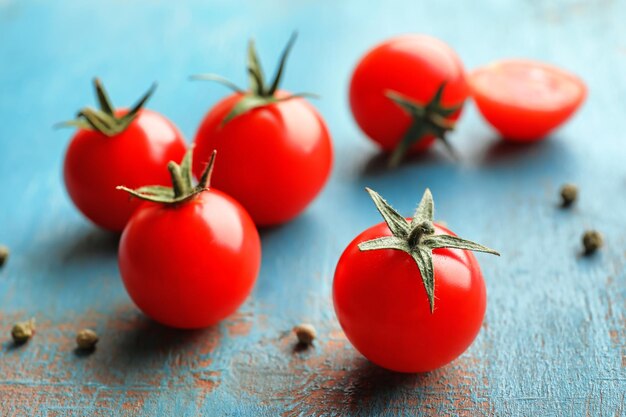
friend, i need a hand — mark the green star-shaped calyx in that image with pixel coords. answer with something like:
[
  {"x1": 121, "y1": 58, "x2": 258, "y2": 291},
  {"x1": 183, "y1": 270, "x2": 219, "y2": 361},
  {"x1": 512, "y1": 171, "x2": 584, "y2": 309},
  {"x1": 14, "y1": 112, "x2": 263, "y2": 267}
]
[
  {"x1": 117, "y1": 148, "x2": 216, "y2": 205},
  {"x1": 386, "y1": 83, "x2": 461, "y2": 166},
  {"x1": 358, "y1": 188, "x2": 500, "y2": 312},
  {"x1": 57, "y1": 78, "x2": 156, "y2": 137},
  {"x1": 191, "y1": 32, "x2": 317, "y2": 125}
]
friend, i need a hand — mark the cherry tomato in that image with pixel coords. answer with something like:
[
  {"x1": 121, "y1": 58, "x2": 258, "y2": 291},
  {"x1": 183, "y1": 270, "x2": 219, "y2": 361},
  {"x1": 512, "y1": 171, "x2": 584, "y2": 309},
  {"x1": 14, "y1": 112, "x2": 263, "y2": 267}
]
[
  {"x1": 193, "y1": 91, "x2": 332, "y2": 226},
  {"x1": 63, "y1": 81, "x2": 186, "y2": 232},
  {"x1": 192, "y1": 34, "x2": 333, "y2": 227},
  {"x1": 333, "y1": 188, "x2": 498, "y2": 373},
  {"x1": 118, "y1": 151, "x2": 261, "y2": 329},
  {"x1": 469, "y1": 59, "x2": 587, "y2": 141},
  {"x1": 349, "y1": 35, "x2": 468, "y2": 163}
]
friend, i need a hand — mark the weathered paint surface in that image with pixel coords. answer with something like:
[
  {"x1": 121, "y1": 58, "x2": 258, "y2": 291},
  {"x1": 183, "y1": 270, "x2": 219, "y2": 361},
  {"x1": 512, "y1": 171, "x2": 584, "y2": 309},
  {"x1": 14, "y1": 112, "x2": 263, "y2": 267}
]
[{"x1": 0, "y1": 0, "x2": 624, "y2": 415}]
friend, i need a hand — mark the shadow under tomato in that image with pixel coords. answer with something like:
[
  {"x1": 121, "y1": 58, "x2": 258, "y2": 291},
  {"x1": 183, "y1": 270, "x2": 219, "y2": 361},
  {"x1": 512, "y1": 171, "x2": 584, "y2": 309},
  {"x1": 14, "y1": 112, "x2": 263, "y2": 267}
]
[
  {"x1": 29, "y1": 223, "x2": 120, "y2": 269},
  {"x1": 475, "y1": 135, "x2": 569, "y2": 167},
  {"x1": 348, "y1": 357, "x2": 422, "y2": 388},
  {"x1": 333, "y1": 357, "x2": 428, "y2": 411},
  {"x1": 114, "y1": 314, "x2": 218, "y2": 355},
  {"x1": 82, "y1": 312, "x2": 222, "y2": 375},
  {"x1": 19, "y1": 224, "x2": 120, "y2": 286},
  {"x1": 360, "y1": 146, "x2": 452, "y2": 177},
  {"x1": 57, "y1": 227, "x2": 120, "y2": 264}
]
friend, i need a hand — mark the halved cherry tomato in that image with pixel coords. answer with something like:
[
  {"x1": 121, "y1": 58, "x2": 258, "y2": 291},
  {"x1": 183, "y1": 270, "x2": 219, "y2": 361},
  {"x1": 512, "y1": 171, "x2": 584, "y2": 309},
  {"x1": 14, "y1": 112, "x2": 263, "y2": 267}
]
[{"x1": 469, "y1": 59, "x2": 587, "y2": 141}]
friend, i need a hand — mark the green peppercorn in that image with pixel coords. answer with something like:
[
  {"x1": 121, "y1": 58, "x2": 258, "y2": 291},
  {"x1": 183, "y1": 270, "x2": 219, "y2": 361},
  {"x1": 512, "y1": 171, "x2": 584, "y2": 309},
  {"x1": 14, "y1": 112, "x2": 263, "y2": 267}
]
[
  {"x1": 560, "y1": 184, "x2": 578, "y2": 207},
  {"x1": 11, "y1": 318, "x2": 35, "y2": 344},
  {"x1": 0, "y1": 245, "x2": 9, "y2": 268},
  {"x1": 76, "y1": 329, "x2": 98, "y2": 351},
  {"x1": 582, "y1": 230, "x2": 603, "y2": 255}
]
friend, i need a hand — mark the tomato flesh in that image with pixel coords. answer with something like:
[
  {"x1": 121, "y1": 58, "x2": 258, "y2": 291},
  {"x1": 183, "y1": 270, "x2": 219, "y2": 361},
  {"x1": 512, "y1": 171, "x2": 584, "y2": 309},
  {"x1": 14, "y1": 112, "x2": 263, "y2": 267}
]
[
  {"x1": 333, "y1": 222, "x2": 486, "y2": 373},
  {"x1": 349, "y1": 34, "x2": 468, "y2": 153},
  {"x1": 470, "y1": 59, "x2": 587, "y2": 141},
  {"x1": 63, "y1": 109, "x2": 187, "y2": 232},
  {"x1": 118, "y1": 190, "x2": 261, "y2": 329},
  {"x1": 193, "y1": 91, "x2": 333, "y2": 227}
]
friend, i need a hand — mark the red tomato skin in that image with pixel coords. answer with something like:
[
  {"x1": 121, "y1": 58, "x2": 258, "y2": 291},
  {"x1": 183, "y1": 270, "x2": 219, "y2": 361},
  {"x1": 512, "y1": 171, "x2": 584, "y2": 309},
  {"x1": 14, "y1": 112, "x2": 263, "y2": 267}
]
[
  {"x1": 349, "y1": 34, "x2": 468, "y2": 153},
  {"x1": 333, "y1": 222, "x2": 486, "y2": 373},
  {"x1": 469, "y1": 60, "x2": 587, "y2": 141},
  {"x1": 192, "y1": 91, "x2": 333, "y2": 227},
  {"x1": 63, "y1": 109, "x2": 187, "y2": 232},
  {"x1": 118, "y1": 190, "x2": 261, "y2": 329}
]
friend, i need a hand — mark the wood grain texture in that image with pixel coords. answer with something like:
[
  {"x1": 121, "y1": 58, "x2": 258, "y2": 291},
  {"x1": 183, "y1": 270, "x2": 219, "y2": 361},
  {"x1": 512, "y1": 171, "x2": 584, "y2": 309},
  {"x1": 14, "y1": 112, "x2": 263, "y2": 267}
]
[{"x1": 0, "y1": 0, "x2": 624, "y2": 415}]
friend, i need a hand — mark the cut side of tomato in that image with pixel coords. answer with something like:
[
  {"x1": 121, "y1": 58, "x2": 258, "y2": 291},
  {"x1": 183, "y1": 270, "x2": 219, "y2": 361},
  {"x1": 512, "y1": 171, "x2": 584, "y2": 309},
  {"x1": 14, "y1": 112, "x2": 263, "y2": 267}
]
[{"x1": 469, "y1": 59, "x2": 587, "y2": 142}]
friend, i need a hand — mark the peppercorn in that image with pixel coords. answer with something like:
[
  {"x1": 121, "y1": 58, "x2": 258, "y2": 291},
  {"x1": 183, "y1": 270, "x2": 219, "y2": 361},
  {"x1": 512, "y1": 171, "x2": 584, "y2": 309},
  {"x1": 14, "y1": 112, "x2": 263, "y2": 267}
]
[
  {"x1": 11, "y1": 318, "x2": 35, "y2": 344},
  {"x1": 560, "y1": 183, "x2": 578, "y2": 207},
  {"x1": 582, "y1": 230, "x2": 603, "y2": 255},
  {"x1": 76, "y1": 329, "x2": 98, "y2": 351},
  {"x1": 0, "y1": 245, "x2": 9, "y2": 267},
  {"x1": 293, "y1": 323, "x2": 316, "y2": 346}
]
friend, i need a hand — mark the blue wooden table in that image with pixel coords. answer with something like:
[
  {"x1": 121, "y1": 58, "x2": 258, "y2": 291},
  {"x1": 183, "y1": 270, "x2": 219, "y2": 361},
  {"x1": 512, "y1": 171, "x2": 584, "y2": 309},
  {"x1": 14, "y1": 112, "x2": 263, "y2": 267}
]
[{"x1": 1, "y1": 1, "x2": 624, "y2": 415}]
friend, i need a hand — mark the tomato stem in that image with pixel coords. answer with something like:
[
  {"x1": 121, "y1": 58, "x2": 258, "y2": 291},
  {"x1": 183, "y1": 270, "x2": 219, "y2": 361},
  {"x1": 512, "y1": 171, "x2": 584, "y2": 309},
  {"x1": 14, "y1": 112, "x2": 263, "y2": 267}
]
[
  {"x1": 386, "y1": 83, "x2": 461, "y2": 167},
  {"x1": 168, "y1": 161, "x2": 190, "y2": 199},
  {"x1": 190, "y1": 32, "x2": 318, "y2": 125},
  {"x1": 56, "y1": 78, "x2": 156, "y2": 137},
  {"x1": 117, "y1": 149, "x2": 217, "y2": 206},
  {"x1": 358, "y1": 188, "x2": 499, "y2": 312},
  {"x1": 407, "y1": 220, "x2": 435, "y2": 249}
]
